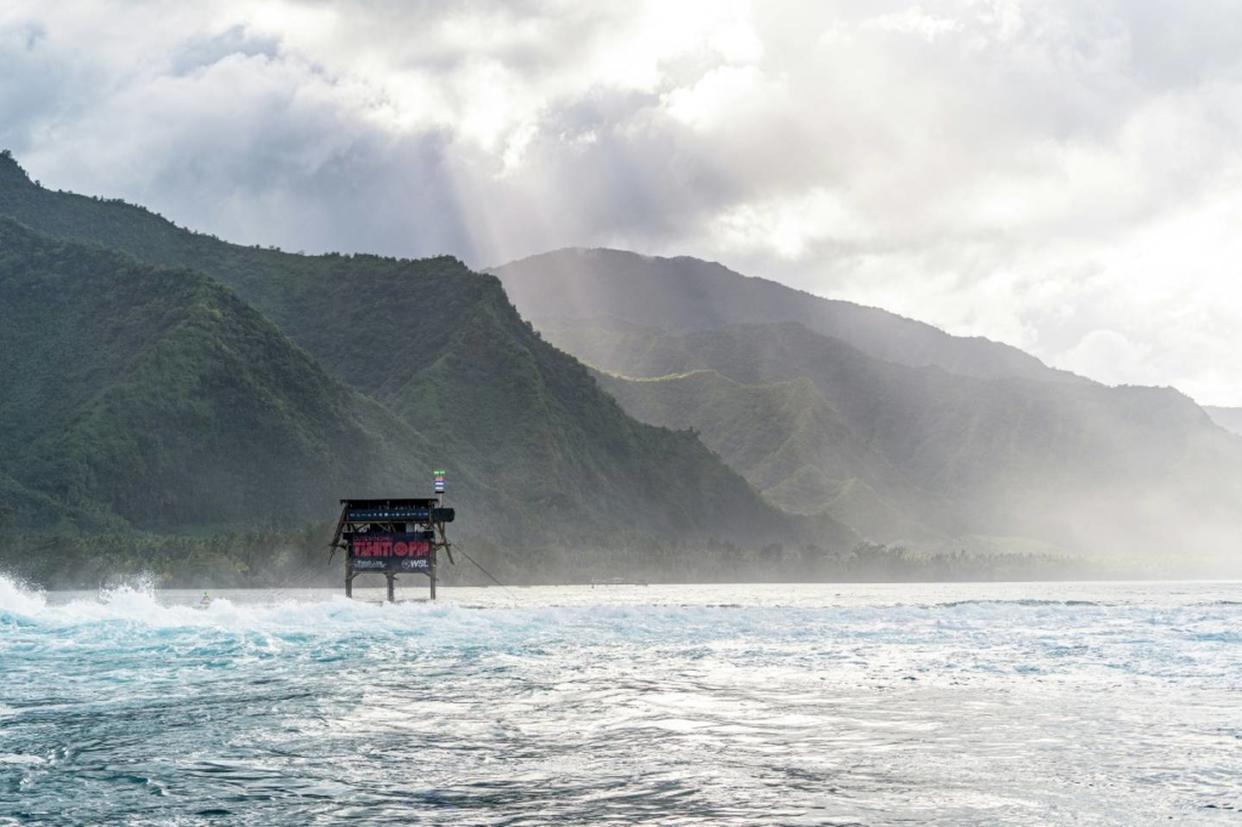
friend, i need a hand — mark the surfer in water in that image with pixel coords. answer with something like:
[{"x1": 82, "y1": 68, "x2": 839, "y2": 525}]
[{"x1": 198, "y1": 592, "x2": 211, "y2": 608}]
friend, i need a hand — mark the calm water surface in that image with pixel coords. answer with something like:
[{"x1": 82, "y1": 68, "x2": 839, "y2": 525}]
[{"x1": 1, "y1": 578, "x2": 1240, "y2": 824}]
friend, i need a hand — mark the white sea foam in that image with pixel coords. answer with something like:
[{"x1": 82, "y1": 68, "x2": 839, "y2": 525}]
[{"x1": 0, "y1": 574, "x2": 47, "y2": 619}]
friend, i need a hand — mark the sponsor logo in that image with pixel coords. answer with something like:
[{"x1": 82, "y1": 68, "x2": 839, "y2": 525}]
[{"x1": 349, "y1": 535, "x2": 432, "y2": 559}]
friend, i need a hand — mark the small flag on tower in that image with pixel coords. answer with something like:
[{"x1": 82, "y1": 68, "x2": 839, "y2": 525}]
[{"x1": 433, "y1": 469, "x2": 446, "y2": 494}]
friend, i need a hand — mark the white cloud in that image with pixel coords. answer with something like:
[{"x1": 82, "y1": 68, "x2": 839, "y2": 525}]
[
  {"x1": 663, "y1": 65, "x2": 765, "y2": 130},
  {"x1": 712, "y1": 187, "x2": 872, "y2": 260},
  {"x1": 2, "y1": 0, "x2": 1242, "y2": 403},
  {"x1": 860, "y1": 7, "x2": 963, "y2": 42}
]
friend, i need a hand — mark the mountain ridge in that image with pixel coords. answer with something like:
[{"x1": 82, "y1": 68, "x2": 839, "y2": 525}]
[
  {"x1": 1206, "y1": 406, "x2": 1242, "y2": 437},
  {"x1": 491, "y1": 247, "x2": 1086, "y2": 384}
]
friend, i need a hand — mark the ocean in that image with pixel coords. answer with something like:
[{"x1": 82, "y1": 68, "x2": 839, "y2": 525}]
[{"x1": 1, "y1": 578, "x2": 1239, "y2": 825}]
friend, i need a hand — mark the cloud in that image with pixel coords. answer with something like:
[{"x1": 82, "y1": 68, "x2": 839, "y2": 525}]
[{"x1": 2, "y1": 0, "x2": 1242, "y2": 403}]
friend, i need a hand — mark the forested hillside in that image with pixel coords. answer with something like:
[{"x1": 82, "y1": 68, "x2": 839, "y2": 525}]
[
  {"x1": 0, "y1": 219, "x2": 433, "y2": 531},
  {"x1": 593, "y1": 368, "x2": 937, "y2": 542},
  {"x1": 551, "y1": 317, "x2": 1242, "y2": 569}
]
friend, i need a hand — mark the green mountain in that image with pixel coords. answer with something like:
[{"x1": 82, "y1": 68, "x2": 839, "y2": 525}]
[
  {"x1": 0, "y1": 218, "x2": 435, "y2": 532},
  {"x1": 491, "y1": 248, "x2": 1081, "y2": 383},
  {"x1": 6, "y1": 150, "x2": 1229, "y2": 579},
  {"x1": 545, "y1": 317, "x2": 1242, "y2": 569},
  {"x1": 1206, "y1": 406, "x2": 1242, "y2": 438},
  {"x1": 0, "y1": 152, "x2": 817, "y2": 564}
]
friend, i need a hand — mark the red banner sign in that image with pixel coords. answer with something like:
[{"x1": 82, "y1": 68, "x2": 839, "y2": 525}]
[{"x1": 349, "y1": 534, "x2": 432, "y2": 559}]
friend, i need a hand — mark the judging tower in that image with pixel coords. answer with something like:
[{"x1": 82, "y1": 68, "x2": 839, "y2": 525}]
[{"x1": 330, "y1": 476, "x2": 455, "y2": 601}]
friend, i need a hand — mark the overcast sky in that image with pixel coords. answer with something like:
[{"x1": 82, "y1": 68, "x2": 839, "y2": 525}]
[{"x1": 3, "y1": 1, "x2": 1241, "y2": 405}]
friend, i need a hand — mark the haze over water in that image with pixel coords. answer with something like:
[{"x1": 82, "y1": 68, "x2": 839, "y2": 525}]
[{"x1": 2, "y1": 578, "x2": 1239, "y2": 825}]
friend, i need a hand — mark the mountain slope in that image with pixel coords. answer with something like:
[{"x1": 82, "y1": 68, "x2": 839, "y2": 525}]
[
  {"x1": 1206, "y1": 406, "x2": 1242, "y2": 437},
  {"x1": 0, "y1": 219, "x2": 433, "y2": 531},
  {"x1": 559, "y1": 319, "x2": 1242, "y2": 567},
  {"x1": 491, "y1": 247, "x2": 1080, "y2": 383},
  {"x1": 0, "y1": 152, "x2": 808, "y2": 547},
  {"x1": 593, "y1": 369, "x2": 938, "y2": 541}
]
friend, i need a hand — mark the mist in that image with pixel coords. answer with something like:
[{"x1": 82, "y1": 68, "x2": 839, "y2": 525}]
[{"x1": 493, "y1": 248, "x2": 1242, "y2": 580}]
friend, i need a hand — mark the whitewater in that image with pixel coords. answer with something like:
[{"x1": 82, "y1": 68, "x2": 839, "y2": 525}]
[{"x1": 1, "y1": 578, "x2": 1239, "y2": 825}]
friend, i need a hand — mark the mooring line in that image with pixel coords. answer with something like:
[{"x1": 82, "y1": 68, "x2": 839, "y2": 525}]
[{"x1": 458, "y1": 548, "x2": 519, "y2": 597}]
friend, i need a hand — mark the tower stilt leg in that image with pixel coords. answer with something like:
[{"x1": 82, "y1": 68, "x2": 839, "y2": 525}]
[{"x1": 430, "y1": 549, "x2": 437, "y2": 601}]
